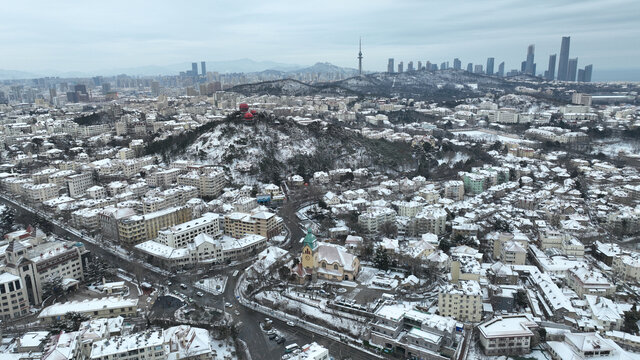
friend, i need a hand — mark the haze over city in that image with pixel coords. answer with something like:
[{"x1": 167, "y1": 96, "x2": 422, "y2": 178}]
[{"x1": 2, "y1": 0, "x2": 640, "y2": 80}]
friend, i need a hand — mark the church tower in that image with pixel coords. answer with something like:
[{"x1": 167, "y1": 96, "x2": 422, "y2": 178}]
[{"x1": 301, "y1": 228, "x2": 318, "y2": 280}]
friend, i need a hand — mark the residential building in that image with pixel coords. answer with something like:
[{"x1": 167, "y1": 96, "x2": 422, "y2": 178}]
[
  {"x1": 156, "y1": 212, "x2": 221, "y2": 248},
  {"x1": 4, "y1": 240, "x2": 87, "y2": 305},
  {"x1": 478, "y1": 314, "x2": 538, "y2": 355},
  {"x1": 224, "y1": 210, "x2": 282, "y2": 240},
  {"x1": 438, "y1": 280, "x2": 482, "y2": 322},
  {"x1": 117, "y1": 206, "x2": 192, "y2": 246},
  {"x1": 66, "y1": 172, "x2": 93, "y2": 198},
  {"x1": 0, "y1": 272, "x2": 29, "y2": 320},
  {"x1": 567, "y1": 266, "x2": 616, "y2": 297}
]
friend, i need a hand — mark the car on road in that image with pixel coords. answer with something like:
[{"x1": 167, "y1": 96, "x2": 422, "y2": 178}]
[
  {"x1": 232, "y1": 270, "x2": 239, "y2": 277},
  {"x1": 196, "y1": 291, "x2": 204, "y2": 297},
  {"x1": 167, "y1": 281, "x2": 172, "y2": 286},
  {"x1": 234, "y1": 310, "x2": 240, "y2": 316},
  {"x1": 286, "y1": 321, "x2": 295, "y2": 327},
  {"x1": 225, "y1": 302, "x2": 233, "y2": 308},
  {"x1": 277, "y1": 337, "x2": 286, "y2": 344},
  {"x1": 268, "y1": 333, "x2": 278, "y2": 340},
  {"x1": 180, "y1": 283, "x2": 187, "y2": 289}
]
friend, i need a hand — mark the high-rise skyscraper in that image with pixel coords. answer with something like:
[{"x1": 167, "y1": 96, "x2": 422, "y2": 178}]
[
  {"x1": 440, "y1": 62, "x2": 447, "y2": 70},
  {"x1": 474, "y1": 64, "x2": 484, "y2": 74},
  {"x1": 558, "y1": 36, "x2": 571, "y2": 81},
  {"x1": 497, "y1": 62, "x2": 505, "y2": 77},
  {"x1": 567, "y1": 58, "x2": 578, "y2": 81},
  {"x1": 584, "y1": 64, "x2": 593, "y2": 82},
  {"x1": 466, "y1": 63, "x2": 473, "y2": 72},
  {"x1": 525, "y1": 44, "x2": 535, "y2": 75},
  {"x1": 577, "y1": 69, "x2": 585, "y2": 82},
  {"x1": 417, "y1": 61, "x2": 422, "y2": 71},
  {"x1": 357, "y1": 38, "x2": 363, "y2": 75},
  {"x1": 192, "y1": 62, "x2": 198, "y2": 76},
  {"x1": 398, "y1": 61, "x2": 403, "y2": 73},
  {"x1": 486, "y1": 57, "x2": 495, "y2": 76},
  {"x1": 453, "y1": 58, "x2": 461, "y2": 70},
  {"x1": 547, "y1": 54, "x2": 557, "y2": 80},
  {"x1": 201, "y1": 61, "x2": 206, "y2": 77},
  {"x1": 426, "y1": 61, "x2": 432, "y2": 71},
  {"x1": 407, "y1": 61, "x2": 414, "y2": 72},
  {"x1": 387, "y1": 58, "x2": 395, "y2": 73}
]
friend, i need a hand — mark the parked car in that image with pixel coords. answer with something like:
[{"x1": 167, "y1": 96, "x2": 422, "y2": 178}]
[
  {"x1": 286, "y1": 321, "x2": 295, "y2": 327},
  {"x1": 277, "y1": 337, "x2": 286, "y2": 344},
  {"x1": 180, "y1": 283, "x2": 187, "y2": 289},
  {"x1": 196, "y1": 291, "x2": 204, "y2": 297},
  {"x1": 225, "y1": 302, "x2": 233, "y2": 308},
  {"x1": 269, "y1": 333, "x2": 277, "y2": 340}
]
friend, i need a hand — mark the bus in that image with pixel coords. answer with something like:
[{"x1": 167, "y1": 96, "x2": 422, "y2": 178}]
[{"x1": 284, "y1": 343, "x2": 299, "y2": 353}]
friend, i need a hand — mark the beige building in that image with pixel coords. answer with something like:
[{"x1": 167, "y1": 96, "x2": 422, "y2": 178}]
[
  {"x1": 444, "y1": 180, "x2": 464, "y2": 201},
  {"x1": 118, "y1": 206, "x2": 192, "y2": 246},
  {"x1": 66, "y1": 172, "x2": 93, "y2": 198},
  {"x1": 157, "y1": 212, "x2": 221, "y2": 248},
  {"x1": 0, "y1": 272, "x2": 29, "y2": 320},
  {"x1": 567, "y1": 266, "x2": 616, "y2": 298},
  {"x1": 177, "y1": 169, "x2": 226, "y2": 198},
  {"x1": 612, "y1": 254, "x2": 640, "y2": 282},
  {"x1": 478, "y1": 314, "x2": 538, "y2": 356},
  {"x1": 438, "y1": 280, "x2": 482, "y2": 322},
  {"x1": 4, "y1": 240, "x2": 87, "y2": 305},
  {"x1": 22, "y1": 183, "x2": 59, "y2": 203},
  {"x1": 224, "y1": 210, "x2": 282, "y2": 240}
]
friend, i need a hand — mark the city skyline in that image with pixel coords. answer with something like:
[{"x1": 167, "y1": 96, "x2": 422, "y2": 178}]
[{"x1": 1, "y1": 0, "x2": 639, "y2": 78}]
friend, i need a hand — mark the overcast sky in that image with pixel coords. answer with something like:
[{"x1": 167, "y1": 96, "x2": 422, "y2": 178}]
[{"x1": 2, "y1": 0, "x2": 639, "y2": 74}]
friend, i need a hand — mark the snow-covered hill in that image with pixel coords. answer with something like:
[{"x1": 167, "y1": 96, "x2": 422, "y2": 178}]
[{"x1": 183, "y1": 117, "x2": 416, "y2": 184}]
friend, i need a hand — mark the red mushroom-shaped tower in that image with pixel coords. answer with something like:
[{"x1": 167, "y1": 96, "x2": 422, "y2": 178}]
[
  {"x1": 244, "y1": 112, "x2": 254, "y2": 120},
  {"x1": 239, "y1": 103, "x2": 249, "y2": 112}
]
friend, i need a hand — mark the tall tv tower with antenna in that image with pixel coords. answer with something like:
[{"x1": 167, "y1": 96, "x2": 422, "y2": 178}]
[{"x1": 358, "y1": 37, "x2": 363, "y2": 76}]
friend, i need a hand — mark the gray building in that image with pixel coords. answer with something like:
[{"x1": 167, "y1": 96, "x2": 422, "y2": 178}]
[
  {"x1": 567, "y1": 58, "x2": 578, "y2": 81},
  {"x1": 486, "y1": 57, "x2": 495, "y2": 76},
  {"x1": 525, "y1": 44, "x2": 535, "y2": 75},
  {"x1": 387, "y1": 58, "x2": 394, "y2": 73},
  {"x1": 547, "y1": 54, "x2": 557, "y2": 80}
]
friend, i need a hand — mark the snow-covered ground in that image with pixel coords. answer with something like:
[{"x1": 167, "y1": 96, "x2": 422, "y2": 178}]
[
  {"x1": 592, "y1": 139, "x2": 640, "y2": 157},
  {"x1": 210, "y1": 338, "x2": 236, "y2": 360},
  {"x1": 452, "y1": 130, "x2": 527, "y2": 144},
  {"x1": 195, "y1": 275, "x2": 227, "y2": 295}
]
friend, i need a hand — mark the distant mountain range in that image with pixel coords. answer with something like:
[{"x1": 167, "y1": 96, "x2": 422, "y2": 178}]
[{"x1": 0, "y1": 59, "x2": 363, "y2": 80}]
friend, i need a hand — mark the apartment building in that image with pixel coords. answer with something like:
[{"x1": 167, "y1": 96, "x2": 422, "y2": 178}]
[
  {"x1": 0, "y1": 272, "x2": 29, "y2": 320},
  {"x1": 567, "y1": 266, "x2": 616, "y2": 297},
  {"x1": 444, "y1": 180, "x2": 465, "y2": 201},
  {"x1": 4, "y1": 240, "x2": 87, "y2": 305},
  {"x1": 177, "y1": 169, "x2": 226, "y2": 198},
  {"x1": 156, "y1": 212, "x2": 221, "y2": 248},
  {"x1": 21, "y1": 183, "x2": 58, "y2": 203},
  {"x1": 86, "y1": 185, "x2": 107, "y2": 199},
  {"x1": 224, "y1": 210, "x2": 282, "y2": 240},
  {"x1": 147, "y1": 168, "x2": 181, "y2": 187},
  {"x1": 415, "y1": 206, "x2": 447, "y2": 236},
  {"x1": 438, "y1": 280, "x2": 482, "y2": 322},
  {"x1": 66, "y1": 172, "x2": 93, "y2": 198},
  {"x1": 478, "y1": 314, "x2": 538, "y2": 356},
  {"x1": 370, "y1": 303, "x2": 456, "y2": 360},
  {"x1": 117, "y1": 206, "x2": 192, "y2": 246},
  {"x1": 358, "y1": 207, "x2": 397, "y2": 234}
]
